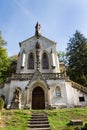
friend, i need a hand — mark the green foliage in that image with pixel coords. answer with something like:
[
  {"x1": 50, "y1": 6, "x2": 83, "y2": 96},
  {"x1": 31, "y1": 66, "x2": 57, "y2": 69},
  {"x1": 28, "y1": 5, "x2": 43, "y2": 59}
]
[
  {"x1": 0, "y1": 31, "x2": 7, "y2": 46},
  {"x1": 10, "y1": 54, "x2": 18, "y2": 61},
  {"x1": 66, "y1": 30, "x2": 87, "y2": 87},
  {"x1": 0, "y1": 112, "x2": 1, "y2": 117},
  {"x1": 47, "y1": 107, "x2": 87, "y2": 130},
  {"x1": 58, "y1": 51, "x2": 67, "y2": 63},
  {"x1": 1, "y1": 108, "x2": 87, "y2": 130},
  {"x1": 9, "y1": 54, "x2": 18, "y2": 74},
  {"x1": 0, "y1": 31, "x2": 10, "y2": 84},
  {"x1": 0, "y1": 47, "x2": 10, "y2": 84},
  {"x1": 1, "y1": 110, "x2": 30, "y2": 130},
  {"x1": 0, "y1": 97, "x2": 4, "y2": 109}
]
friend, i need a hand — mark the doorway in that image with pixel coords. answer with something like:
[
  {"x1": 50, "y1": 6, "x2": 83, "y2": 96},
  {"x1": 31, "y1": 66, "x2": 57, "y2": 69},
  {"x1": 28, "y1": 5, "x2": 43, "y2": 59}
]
[{"x1": 32, "y1": 87, "x2": 45, "y2": 109}]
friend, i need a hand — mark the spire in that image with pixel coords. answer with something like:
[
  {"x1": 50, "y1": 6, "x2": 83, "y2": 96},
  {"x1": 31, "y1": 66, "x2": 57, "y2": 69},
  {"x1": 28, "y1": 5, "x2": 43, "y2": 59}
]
[{"x1": 35, "y1": 22, "x2": 41, "y2": 38}]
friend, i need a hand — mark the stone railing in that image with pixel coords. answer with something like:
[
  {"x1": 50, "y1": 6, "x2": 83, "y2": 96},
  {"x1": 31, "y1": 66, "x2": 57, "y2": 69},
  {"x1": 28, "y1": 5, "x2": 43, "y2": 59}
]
[
  {"x1": 11, "y1": 73, "x2": 34, "y2": 80},
  {"x1": 42, "y1": 73, "x2": 65, "y2": 80},
  {"x1": 70, "y1": 80, "x2": 87, "y2": 94},
  {"x1": 8, "y1": 72, "x2": 65, "y2": 81}
]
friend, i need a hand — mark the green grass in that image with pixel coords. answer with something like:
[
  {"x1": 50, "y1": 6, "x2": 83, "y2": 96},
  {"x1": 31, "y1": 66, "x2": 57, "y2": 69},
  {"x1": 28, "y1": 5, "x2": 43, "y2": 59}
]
[
  {"x1": 0, "y1": 110, "x2": 31, "y2": 130},
  {"x1": 0, "y1": 112, "x2": 1, "y2": 118},
  {"x1": 47, "y1": 107, "x2": 87, "y2": 130},
  {"x1": 31, "y1": 107, "x2": 87, "y2": 130},
  {"x1": 0, "y1": 107, "x2": 87, "y2": 130}
]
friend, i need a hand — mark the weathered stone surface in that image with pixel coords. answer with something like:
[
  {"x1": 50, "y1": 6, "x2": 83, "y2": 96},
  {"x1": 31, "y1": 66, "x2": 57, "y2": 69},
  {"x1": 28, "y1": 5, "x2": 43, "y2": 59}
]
[
  {"x1": 0, "y1": 23, "x2": 87, "y2": 110},
  {"x1": 70, "y1": 120, "x2": 83, "y2": 126},
  {"x1": 28, "y1": 114, "x2": 51, "y2": 130},
  {"x1": 11, "y1": 88, "x2": 21, "y2": 109}
]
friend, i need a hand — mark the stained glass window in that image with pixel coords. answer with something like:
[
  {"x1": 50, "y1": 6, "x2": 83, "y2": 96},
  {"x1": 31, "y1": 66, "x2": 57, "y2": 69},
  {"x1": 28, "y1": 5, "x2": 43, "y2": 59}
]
[
  {"x1": 42, "y1": 53, "x2": 49, "y2": 69},
  {"x1": 28, "y1": 52, "x2": 34, "y2": 69}
]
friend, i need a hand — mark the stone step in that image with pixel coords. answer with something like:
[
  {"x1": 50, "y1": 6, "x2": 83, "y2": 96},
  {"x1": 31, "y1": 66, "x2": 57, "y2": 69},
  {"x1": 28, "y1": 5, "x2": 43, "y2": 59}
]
[
  {"x1": 29, "y1": 117, "x2": 48, "y2": 120},
  {"x1": 28, "y1": 124, "x2": 50, "y2": 128},
  {"x1": 31, "y1": 117, "x2": 48, "y2": 120},
  {"x1": 29, "y1": 120, "x2": 49, "y2": 124},
  {"x1": 32, "y1": 114, "x2": 47, "y2": 116},
  {"x1": 28, "y1": 114, "x2": 51, "y2": 130},
  {"x1": 31, "y1": 115, "x2": 47, "y2": 118},
  {"x1": 29, "y1": 118, "x2": 48, "y2": 121},
  {"x1": 28, "y1": 128, "x2": 51, "y2": 130}
]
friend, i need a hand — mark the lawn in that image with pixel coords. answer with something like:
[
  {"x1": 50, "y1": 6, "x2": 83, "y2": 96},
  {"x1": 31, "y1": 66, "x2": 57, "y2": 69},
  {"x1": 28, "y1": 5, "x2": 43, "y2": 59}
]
[
  {"x1": 47, "y1": 107, "x2": 87, "y2": 130},
  {"x1": 0, "y1": 110, "x2": 31, "y2": 130},
  {"x1": 0, "y1": 107, "x2": 87, "y2": 130}
]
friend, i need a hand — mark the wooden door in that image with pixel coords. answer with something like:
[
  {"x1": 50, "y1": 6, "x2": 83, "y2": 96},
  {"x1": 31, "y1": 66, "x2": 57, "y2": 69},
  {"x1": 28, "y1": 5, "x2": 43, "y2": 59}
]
[{"x1": 32, "y1": 87, "x2": 45, "y2": 109}]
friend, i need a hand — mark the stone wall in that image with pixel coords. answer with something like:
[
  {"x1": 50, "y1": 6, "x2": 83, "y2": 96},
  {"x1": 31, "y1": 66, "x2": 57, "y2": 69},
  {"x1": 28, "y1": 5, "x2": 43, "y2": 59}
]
[{"x1": 17, "y1": 36, "x2": 60, "y2": 74}]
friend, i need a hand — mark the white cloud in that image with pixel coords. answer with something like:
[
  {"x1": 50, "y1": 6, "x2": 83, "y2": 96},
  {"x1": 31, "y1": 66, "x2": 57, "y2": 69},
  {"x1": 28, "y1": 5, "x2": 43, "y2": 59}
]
[{"x1": 13, "y1": 0, "x2": 37, "y2": 22}]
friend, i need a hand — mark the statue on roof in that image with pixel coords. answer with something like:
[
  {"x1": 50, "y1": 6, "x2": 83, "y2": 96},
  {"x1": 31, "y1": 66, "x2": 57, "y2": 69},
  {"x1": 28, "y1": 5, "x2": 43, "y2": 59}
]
[{"x1": 35, "y1": 22, "x2": 41, "y2": 38}]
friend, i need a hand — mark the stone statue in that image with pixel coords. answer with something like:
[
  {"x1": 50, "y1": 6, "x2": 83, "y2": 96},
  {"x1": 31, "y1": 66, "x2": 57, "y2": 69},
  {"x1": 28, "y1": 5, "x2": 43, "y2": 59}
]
[
  {"x1": 11, "y1": 88, "x2": 21, "y2": 109},
  {"x1": 35, "y1": 22, "x2": 41, "y2": 38}
]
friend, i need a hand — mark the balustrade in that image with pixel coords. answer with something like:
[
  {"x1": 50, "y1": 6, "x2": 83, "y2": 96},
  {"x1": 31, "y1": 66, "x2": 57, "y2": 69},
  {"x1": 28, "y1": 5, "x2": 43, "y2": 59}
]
[
  {"x1": 71, "y1": 80, "x2": 87, "y2": 94},
  {"x1": 10, "y1": 73, "x2": 65, "y2": 80}
]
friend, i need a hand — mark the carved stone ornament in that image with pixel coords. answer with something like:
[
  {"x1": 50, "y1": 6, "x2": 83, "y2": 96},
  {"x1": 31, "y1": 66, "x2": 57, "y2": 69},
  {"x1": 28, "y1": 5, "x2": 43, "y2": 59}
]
[
  {"x1": 27, "y1": 69, "x2": 50, "y2": 89},
  {"x1": 35, "y1": 22, "x2": 41, "y2": 38},
  {"x1": 36, "y1": 41, "x2": 40, "y2": 49},
  {"x1": 11, "y1": 88, "x2": 21, "y2": 109},
  {"x1": 36, "y1": 41, "x2": 40, "y2": 70},
  {"x1": 31, "y1": 69, "x2": 43, "y2": 81}
]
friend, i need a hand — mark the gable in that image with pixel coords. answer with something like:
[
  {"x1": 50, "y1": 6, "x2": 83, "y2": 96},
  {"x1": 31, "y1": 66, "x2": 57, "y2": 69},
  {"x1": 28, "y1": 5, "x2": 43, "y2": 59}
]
[
  {"x1": 27, "y1": 69, "x2": 50, "y2": 89},
  {"x1": 19, "y1": 35, "x2": 56, "y2": 52}
]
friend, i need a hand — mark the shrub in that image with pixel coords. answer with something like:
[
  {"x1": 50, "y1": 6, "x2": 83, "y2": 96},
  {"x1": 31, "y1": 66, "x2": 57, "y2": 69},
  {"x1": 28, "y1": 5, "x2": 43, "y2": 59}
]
[
  {"x1": 0, "y1": 112, "x2": 1, "y2": 124},
  {"x1": 0, "y1": 97, "x2": 4, "y2": 109}
]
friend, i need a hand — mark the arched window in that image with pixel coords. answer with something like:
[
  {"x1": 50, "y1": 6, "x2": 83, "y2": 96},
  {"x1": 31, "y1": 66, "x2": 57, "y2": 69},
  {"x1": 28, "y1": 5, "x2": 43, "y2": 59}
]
[
  {"x1": 21, "y1": 52, "x2": 25, "y2": 68},
  {"x1": 55, "y1": 87, "x2": 61, "y2": 96},
  {"x1": 42, "y1": 52, "x2": 49, "y2": 69},
  {"x1": 28, "y1": 52, "x2": 34, "y2": 69}
]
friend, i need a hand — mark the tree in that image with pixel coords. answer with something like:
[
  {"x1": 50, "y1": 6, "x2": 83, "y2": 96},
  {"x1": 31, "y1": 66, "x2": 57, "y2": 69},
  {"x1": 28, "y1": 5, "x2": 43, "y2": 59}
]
[
  {"x1": 9, "y1": 54, "x2": 18, "y2": 74},
  {"x1": 0, "y1": 97, "x2": 4, "y2": 109},
  {"x1": 58, "y1": 51, "x2": 67, "y2": 63},
  {"x1": 0, "y1": 31, "x2": 7, "y2": 46},
  {"x1": 66, "y1": 30, "x2": 87, "y2": 87},
  {"x1": 0, "y1": 32, "x2": 10, "y2": 84}
]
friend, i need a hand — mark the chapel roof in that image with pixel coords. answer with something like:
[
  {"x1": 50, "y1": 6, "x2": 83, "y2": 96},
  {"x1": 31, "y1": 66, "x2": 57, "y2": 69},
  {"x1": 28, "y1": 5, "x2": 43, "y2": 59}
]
[{"x1": 19, "y1": 22, "x2": 57, "y2": 47}]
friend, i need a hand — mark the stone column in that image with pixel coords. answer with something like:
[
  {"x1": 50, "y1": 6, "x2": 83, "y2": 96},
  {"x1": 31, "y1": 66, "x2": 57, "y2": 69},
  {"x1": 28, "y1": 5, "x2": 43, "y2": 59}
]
[
  {"x1": 51, "y1": 49, "x2": 56, "y2": 73},
  {"x1": 29, "y1": 89, "x2": 32, "y2": 109},
  {"x1": 48, "y1": 89, "x2": 51, "y2": 105},
  {"x1": 25, "y1": 87, "x2": 30, "y2": 108},
  {"x1": 36, "y1": 42, "x2": 40, "y2": 70}
]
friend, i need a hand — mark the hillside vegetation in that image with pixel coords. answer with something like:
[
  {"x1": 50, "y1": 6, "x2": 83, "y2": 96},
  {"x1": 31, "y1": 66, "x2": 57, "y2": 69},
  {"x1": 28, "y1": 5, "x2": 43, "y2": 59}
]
[{"x1": 0, "y1": 107, "x2": 87, "y2": 130}]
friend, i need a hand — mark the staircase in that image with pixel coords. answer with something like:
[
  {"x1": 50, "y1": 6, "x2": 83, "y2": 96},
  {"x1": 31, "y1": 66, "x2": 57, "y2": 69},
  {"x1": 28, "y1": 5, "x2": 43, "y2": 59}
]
[
  {"x1": 28, "y1": 114, "x2": 51, "y2": 130},
  {"x1": 70, "y1": 80, "x2": 87, "y2": 94}
]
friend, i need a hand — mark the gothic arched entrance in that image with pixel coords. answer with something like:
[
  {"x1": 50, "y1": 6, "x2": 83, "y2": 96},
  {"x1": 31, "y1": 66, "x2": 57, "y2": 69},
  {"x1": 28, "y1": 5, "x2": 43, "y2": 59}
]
[{"x1": 32, "y1": 87, "x2": 45, "y2": 109}]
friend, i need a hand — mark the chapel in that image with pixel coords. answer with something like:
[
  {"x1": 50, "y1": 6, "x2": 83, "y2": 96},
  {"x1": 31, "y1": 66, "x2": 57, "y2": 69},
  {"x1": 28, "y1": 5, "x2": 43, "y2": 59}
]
[{"x1": 0, "y1": 22, "x2": 87, "y2": 109}]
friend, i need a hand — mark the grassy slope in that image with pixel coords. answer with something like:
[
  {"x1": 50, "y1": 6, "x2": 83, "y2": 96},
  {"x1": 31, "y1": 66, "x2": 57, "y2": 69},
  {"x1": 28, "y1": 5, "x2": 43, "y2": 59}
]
[
  {"x1": 0, "y1": 110, "x2": 31, "y2": 130},
  {"x1": 0, "y1": 107, "x2": 87, "y2": 130},
  {"x1": 47, "y1": 107, "x2": 87, "y2": 130}
]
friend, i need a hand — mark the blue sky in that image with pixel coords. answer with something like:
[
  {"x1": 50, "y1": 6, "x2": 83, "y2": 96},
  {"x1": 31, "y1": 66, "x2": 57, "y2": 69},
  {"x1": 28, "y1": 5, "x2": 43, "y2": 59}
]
[{"x1": 0, "y1": 0, "x2": 87, "y2": 56}]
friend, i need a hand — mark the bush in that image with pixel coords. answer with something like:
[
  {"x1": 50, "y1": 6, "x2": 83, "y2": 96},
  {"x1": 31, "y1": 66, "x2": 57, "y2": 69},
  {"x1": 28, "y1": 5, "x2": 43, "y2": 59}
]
[{"x1": 0, "y1": 97, "x2": 4, "y2": 109}]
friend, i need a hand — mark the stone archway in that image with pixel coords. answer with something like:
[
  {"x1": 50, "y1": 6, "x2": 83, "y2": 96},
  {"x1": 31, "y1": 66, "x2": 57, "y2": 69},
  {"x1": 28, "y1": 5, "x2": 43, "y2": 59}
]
[{"x1": 32, "y1": 86, "x2": 45, "y2": 109}]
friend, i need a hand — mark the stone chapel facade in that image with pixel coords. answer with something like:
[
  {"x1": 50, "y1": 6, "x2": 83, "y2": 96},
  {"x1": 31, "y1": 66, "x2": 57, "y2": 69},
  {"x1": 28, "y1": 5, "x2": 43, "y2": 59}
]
[{"x1": 0, "y1": 22, "x2": 87, "y2": 109}]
